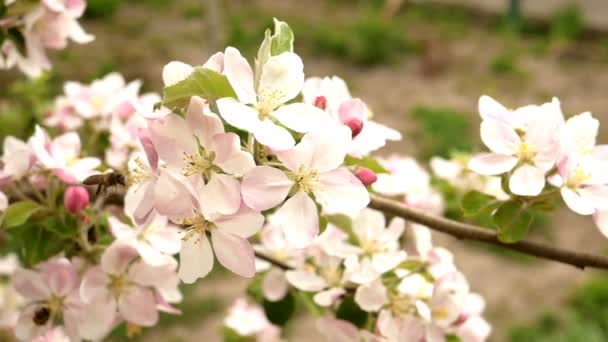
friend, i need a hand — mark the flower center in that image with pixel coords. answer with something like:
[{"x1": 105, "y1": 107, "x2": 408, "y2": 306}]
[
  {"x1": 181, "y1": 212, "x2": 216, "y2": 243},
  {"x1": 517, "y1": 141, "x2": 536, "y2": 162},
  {"x1": 182, "y1": 149, "x2": 216, "y2": 177},
  {"x1": 566, "y1": 167, "x2": 591, "y2": 189},
  {"x1": 293, "y1": 166, "x2": 319, "y2": 195},
  {"x1": 257, "y1": 90, "x2": 283, "y2": 119},
  {"x1": 109, "y1": 274, "x2": 130, "y2": 299},
  {"x1": 361, "y1": 240, "x2": 384, "y2": 257},
  {"x1": 127, "y1": 157, "x2": 152, "y2": 186}
]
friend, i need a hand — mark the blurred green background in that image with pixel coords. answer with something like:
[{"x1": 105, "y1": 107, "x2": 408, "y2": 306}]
[{"x1": 2, "y1": 1, "x2": 608, "y2": 341}]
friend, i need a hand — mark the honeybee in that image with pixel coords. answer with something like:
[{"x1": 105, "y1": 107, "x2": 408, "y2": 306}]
[
  {"x1": 33, "y1": 307, "x2": 50, "y2": 325},
  {"x1": 83, "y1": 171, "x2": 126, "y2": 196}
]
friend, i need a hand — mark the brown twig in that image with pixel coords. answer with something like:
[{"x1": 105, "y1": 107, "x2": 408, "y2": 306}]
[
  {"x1": 369, "y1": 194, "x2": 608, "y2": 270},
  {"x1": 254, "y1": 251, "x2": 293, "y2": 270}
]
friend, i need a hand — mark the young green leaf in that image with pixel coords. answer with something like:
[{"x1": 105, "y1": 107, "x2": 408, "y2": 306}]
[
  {"x1": 162, "y1": 67, "x2": 237, "y2": 110},
  {"x1": 335, "y1": 296, "x2": 368, "y2": 328},
  {"x1": 263, "y1": 292, "x2": 296, "y2": 326},
  {"x1": 344, "y1": 155, "x2": 389, "y2": 174},
  {"x1": 493, "y1": 200, "x2": 533, "y2": 243},
  {"x1": 270, "y1": 18, "x2": 294, "y2": 56},
  {"x1": 2, "y1": 200, "x2": 41, "y2": 229},
  {"x1": 461, "y1": 190, "x2": 500, "y2": 217}
]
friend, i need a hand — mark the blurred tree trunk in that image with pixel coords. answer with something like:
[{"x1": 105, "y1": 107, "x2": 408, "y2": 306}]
[{"x1": 205, "y1": 0, "x2": 224, "y2": 52}]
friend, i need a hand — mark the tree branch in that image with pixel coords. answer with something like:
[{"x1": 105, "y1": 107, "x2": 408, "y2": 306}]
[
  {"x1": 369, "y1": 194, "x2": 608, "y2": 270},
  {"x1": 254, "y1": 251, "x2": 292, "y2": 270}
]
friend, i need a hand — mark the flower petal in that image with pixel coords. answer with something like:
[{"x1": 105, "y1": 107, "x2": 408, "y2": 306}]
[
  {"x1": 241, "y1": 166, "x2": 293, "y2": 211},
  {"x1": 478, "y1": 95, "x2": 510, "y2": 122},
  {"x1": 355, "y1": 279, "x2": 388, "y2": 312},
  {"x1": 285, "y1": 270, "x2": 327, "y2": 291},
  {"x1": 480, "y1": 120, "x2": 520, "y2": 155},
  {"x1": 273, "y1": 103, "x2": 331, "y2": 133},
  {"x1": 214, "y1": 203, "x2": 264, "y2": 238},
  {"x1": 316, "y1": 168, "x2": 370, "y2": 216},
  {"x1": 200, "y1": 173, "x2": 241, "y2": 216},
  {"x1": 509, "y1": 164, "x2": 546, "y2": 196},
  {"x1": 253, "y1": 119, "x2": 295, "y2": 151},
  {"x1": 593, "y1": 211, "x2": 608, "y2": 238},
  {"x1": 186, "y1": 96, "x2": 224, "y2": 149},
  {"x1": 224, "y1": 47, "x2": 256, "y2": 104},
  {"x1": 314, "y1": 287, "x2": 346, "y2": 307},
  {"x1": 162, "y1": 61, "x2": 193, "y2": 86},
  {"x1": 259, "y1": 52, "x2": 304, "y2": 105},
  {"x1": 118, "y1": 286, "x2": 158, "y2": 326},
  {"x1": 80, "y1": 266, "x2": 110, "y2": 304},
  {"x1": 274, "y1": 191, "x2": 319, "y2": 248},
  {"x1": 468, "y1": 153, "x2": 518, "y2": 175},
  {"x1": 178, "y1": 233, "x2": 214, "y2": 283},
  {"x1": 216, "y1": 97, "x2": 261, "y2": 132},
  {"x1": 101, "y1": 242, "x2": 138, "y2": 275},
  {"x1": 210, "y1": 132, "x2": 255, "y2": 176},
  {"x1": 13, "y1": 269, "x2": 50, "y2": 300},
  {"x1": 211, "y1": 230, "x2": 256, "y2": 278},
  {"x1": 263, "y1": 268, "x2": 289, "y2": 302}
]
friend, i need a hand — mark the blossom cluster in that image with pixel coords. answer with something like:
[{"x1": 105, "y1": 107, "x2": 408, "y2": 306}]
[
  {"x1": 468, "y1": 96, "x2": 608, "y2": 237},
  {"x1": 0, "y1": 0, "x2": 94, "y2": 77}
]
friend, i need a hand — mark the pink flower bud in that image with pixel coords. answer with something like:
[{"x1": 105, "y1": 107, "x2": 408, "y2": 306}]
[
  {"x1": 345, "y1": 117, "x2": 364, "y2": 138},
  {"x1": 64, "y1": 186, "x2": 89, "y2": 213},
  {"x1": 314, "y1": 96, "x2": 327, "y2": 110},
  {"x1": 355, "y1": 167, "x2": 377, "y2": 186}
]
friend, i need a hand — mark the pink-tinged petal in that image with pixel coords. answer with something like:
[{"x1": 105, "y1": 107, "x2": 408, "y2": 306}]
[
  {"x1": 125, "y1": 180, "x2": 155, "y2": 224},
  {"x1": 13, "y1": 270, "x2": 50, "y2": 300},
  {"x1": 224, "y1": 47, "x2": 256, "y2": 104},
  {"x1": 274, "y1": 192, "x2": 319, "y2": 248},
  {"x1": 101, "y1": 241, "x2": 138, "y2": 275},
  {"x1": 210, "y1": 133, "x2": 255, "y2": 176},
  {"x1": 593, "y1": 211, "x2": 608, "y2": 238},
  {"x1": 468, "y1": 153, "x2": 518, "y2": 175},
  {"x1": 338, "y1": 98, "x2": 366, "y2": 121},
  {"x1": 147, "y1": 226, "x2": 182, "y2": 255},
  {"x1": 139, "y1": 134, "x2": 158, "y2": 171},
  {"x1": 15, "y1": 305, "x2": 50, "y2": 341},
  {"x1": 241, "y1": 166, "x2": 293, "y2": 211},
  {"x1": 162, "y1": 61, "x2": 193, "y2": 86},
  {"x1": 259, "y1": 52, "x2": 304, "y2": 105},
  {"x1": 372, "y1": 251, "x2": 407, "y2": 274},
  {"x1": 285, "y1": 270, "x2": 327, "y2": 291},
  {"x1": 136, "y1": 241, "x2": 172, "y2": 267},
  {"x1": 202, "y1": 51, "x2": 224, "y2": 72},
  {"x1": 253, "y1": 119, "x2": 295, "y2": 151},
  {"x1": 305, "y1": 124, "x2": 351, "y2": 172},
  {"x1": 355, "y1": 279, "x2": 388, "y2": 312},
  {"x1": 200, "y1": 173, "x2": 241, "y2": 216},
  {"x1": 273, "y1": 103, "x2": 332, "y2": 133},
  {"x1": 509, "y1": 164, "x2": 546, "y2": 196},
  {"x1": 316, "y1": 168, "x2": 370, "y2": 216},
  {"x1": 276, "y1": 137, "x2": 314, "y2": 171},
  {"x1": 314, "y1": 287, "x2": 346, "y2": 307},
  {"x1": 480, "y1": 120, "x2": 520, "y2": 155},
  {"x1": 478, "y1": 95, "x2": 510, "y2": 122},
  {"x1": 80, "y1": 266, "x2": 110, "y2": 304},
  {"x1": 578, "y1": 185, "x2": 608, "y2": 211},
  {"x1": 108, "y1": 216, "x2": 136, "y2": 241},
  {"x1": 186, "y1": 96, "x2": 224, "y2": 148},
  {"x1": 178, "y1": 233, "x2": 213, "y2": 283},
  {"x1": 211, "y1": 230, "x2": 256, "y2": 278},
  {"x1": 350, "y1": 120, "x2": 401, "y2": 157},
  {"x1": 52, "y1": 132, "x2": 81, "y2": 159},
  {"x1": 72, "y1": 296, "x2": 116, "y2": 340},
  {"x1": 316, "y1": 318, "x2": 360, "y2": 342},
  {"x1": 156, "y1": 292, "x2": 182, "y2": 315},
  {"x1": 153, "y1": 171, "x2": 196, "y2": 218},
  {"x1": 45, "y1": 259, "x2": 78, "y2": 297},
  {"x1": 148, "y1": 113, "x2": 196, "y2": 168},
  {"x1": 214, "y1": 203, "x2": 264, "y2": 238},
  {"x1": 216, "y1": 98, "x2": 261, "y2": 132},
  {"x1": 263, "y1": 268, "x2": 289, "y2": 302},
  {"x1": 118, "y1": 286, "x2": 158, "y2": 327}
]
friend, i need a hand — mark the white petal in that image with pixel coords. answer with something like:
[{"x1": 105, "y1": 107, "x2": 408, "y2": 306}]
[
  {"x1": 468, "y1": 153, "x2": 518, "y2": 175},
  {"x1": 241, "y1": 166, "x2": 293, "y2": 211},
  {"x1": 216, "y1": 97, "x2": 261, "y2": 132},
  {"x1": 211, "y1": 230, "x2": 256, "y2": 278},
  {"x1": 253, "y1": 119, "x2": 295, "y2": 151},
  {"x1": 273, "y1": 103, "x2": 332, "y2": 133},
  {"x1": 79, "y1": 266, "x2": 110, "y2": 304},
  {"x1": 178, "y1": 233, "x2": 214, "y2": 283},
  {"x1": 214, "y1": 203, "x2": 264, "y2": 238},
  {"x1": 224, "y1": 47, "x2": 257, "y2": 104},
  {"x1": 210, "y1": 133, "x2": 255, "y2": 176},
  {"x1": 285, "y1": 270, "x2": 327, "y2": 291},
  {"x1": 578, "y1": 185, "x2": 608, "y2": 211},
  {"x1": 316, "y1": 168, "x2": 370, "y2": 216},
  {"x1": 478, "y1": 95, "x2": 511, "y2": 122},
  {"x1": 509, "y1": 164, "x2": 546, "y2": 196},
  {"x1": 314, "y1": 287, "x2": 346, "y2": 307},
  {"x1": 259, "y1": 52, "x2": 304, "y2": 105},
  {"x1": 304, "y1": 124, "x2": 351, "y2": 172},
  {"x1": 101, "y1": 241, "x2": 138, "y2": 275},
  {"x1": 274, "y1": 192, "x2": 319, "y2": 249},
  {"x1": 480, "y1": 120, "x2": 520, "y2": 155},
  {"x1": 593, "y1": 211, "x2": 608, "y2": 238},
  {"x1": 263, "y1": 268, "x2": 289, "y2": 302},
  {"x1": 560, "y1": 188, "x2": 594, "y2": 215},
  {"x1": 355, "y1": 279, "x2": 388, "y2": 312},
  {"x1": 200, "y1": 173, "x2": 241, "y2": 216},
  {"x1": 186, "y1": 96, "x2": 225, "y2": 148},
  {"x1": 162, "y1": 61, "x2": 194, "y2": 86},
  {"x1": 118, "y1": 286, "x2": 158, "y2": 326}
]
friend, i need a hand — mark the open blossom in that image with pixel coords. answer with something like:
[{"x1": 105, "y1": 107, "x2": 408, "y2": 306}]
[
  {"x1": 109, "y1": 213, "x2": 181, "y2": 266},
  {"x1": 224, "y1": 298, "x2": 282, "y2": 341},
  {"x1": 468, "y1": 95, "x2": 564, "y2": 196},
  {"x1": 148, "y1": 95, "x2": 255, "y2": 181},
  {"x1": 216, "y1": 47, "x2": 330, "y2": 151},
  {"x1": 13, "y1": 258, "x2": 113, "y2": 341},
  {"x1": 1, "y1": 136, "x2": 34, "y2": 180},
  {"x1": 302, "y1": 76, "x2": 401, "y2": 157},
  {"x1": 552, "y1": 157, "x2": 608, "y2": 216},
  {"x1": 177, "y1": 181, "x2": 264, "y2": 283},
  {"x1": 0, "y1": 254, "x2": 23, "y2": 329},
  {"x1": 30, "y1": 125, "x2": 100, "y2": 183},
  {"x1": 80, "y1": 242, "x2": 181, "y2": 328},
  {"x1": 431, "y1": 156, "x2": 508, "y2": 200},
  {"x1": 316, "y1": 317, "x2": 376, "y2": 342},
  {"x1": 242, "y1": 126, "x2": 369, "y2": 248}
]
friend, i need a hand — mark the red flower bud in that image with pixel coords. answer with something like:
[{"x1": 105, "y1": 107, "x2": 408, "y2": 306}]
[
  {"x1": 314, "y1": 96, "x2": 327, "y2": 110},
  {"x1": 345, "y1": 117, "x2": 364, "y2": 138},
  {"x1": 64, "y1": 186, "x2": 89, "y2": 213},
  {"x1": 355, "y1": 167, "x2": 377, "y2": 186}
]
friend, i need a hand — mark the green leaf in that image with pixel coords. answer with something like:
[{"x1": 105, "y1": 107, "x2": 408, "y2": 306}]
[
  {"x1": 162, "y1": 67, "x2": 236, "y2": 110},
  {"x1": 222, "y1": 327, "x2": 256, "y2": 342},
  {"x1": 270, "y1": 18, "x2": 294, "y2": 56},
  {"x1": 254, "y1": 29, "x2": 272, "y2": 89},
  {"x1": 326, "y1": 214, "x2": 358, "y2": 245},
  {"x1": 336, "y1": 296, "x2": 368, "y2": 328},
  {"x1": 43, "y1": 215, "x2": 78, "y2": 239},
  {"x1": 263, "y1": 292, "x2": 295, "y2": 326},
  {"x1": 461, "y1": 190, "x2": 500, "y2": 217},
  {"x1": 344, "y1": 155, "x2": 389, "y2": 174},
  {"x1": 11, "y1": 223, "x2": 65, "y2": 267},
  {"x1": 493, "y1": 200, "x2": 533, "y2": 243},
  {"x1": 296, "y1": 291, "x2": 324, "y2": 317},
  {"x1": 2, "y1": 200, "x2": 41, "y2": 229},
  {"x1": 245, "y1": 274, "x2": 264, "y2": 302}
]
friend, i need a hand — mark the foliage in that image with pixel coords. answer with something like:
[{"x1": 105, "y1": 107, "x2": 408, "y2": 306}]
[
  {"x1": 85, "y1": 0, "x2": 122, "y2": 18},
  {"x1": 550, "y1": 6, "x2": 584, "y2": 42},
  {"x1": 411, "y1": 106, "x2": 473, "y2": 160}
]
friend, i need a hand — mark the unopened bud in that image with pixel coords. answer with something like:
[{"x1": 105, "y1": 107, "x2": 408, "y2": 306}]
[
  {"x1": 345, "y1": 117, "x2": 364, "y2": 138},
  {"x1": 64, "y1": 186, "x2": 89, "y2": 213},
  {"x1": 355, "y1": 167, "x2": 377, "y2": 186},
  {"x1": 314, "y1": 96, "x2": 327, "y2": 110}
]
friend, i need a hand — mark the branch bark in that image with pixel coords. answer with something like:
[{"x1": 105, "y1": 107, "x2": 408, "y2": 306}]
[
  {"x1": 369, "y1": 194, "x2": 608, "y2": 270},
  {"x1": 254, "y1": 251, "x2": 292, "y2": 270}
]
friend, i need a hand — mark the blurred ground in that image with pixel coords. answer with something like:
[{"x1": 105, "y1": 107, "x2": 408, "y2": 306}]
[{"x1": 3, "y1": 1, "x2": 608, "y2": 341}]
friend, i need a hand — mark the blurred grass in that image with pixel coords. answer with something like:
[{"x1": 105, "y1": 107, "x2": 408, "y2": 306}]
[{"x1": 410, "y1": 106, "x2": 473, "y2": 160}]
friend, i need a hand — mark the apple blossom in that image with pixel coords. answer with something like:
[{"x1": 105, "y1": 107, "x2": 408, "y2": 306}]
[
  {"x1": 63, "y1": 186, "x2": 89, "y2": 213},
  {"x1": 469, "y1": 95, "x2": 564, "y2": 196},
  {"x1": 1, "y1": 136, "x2": 34, "y2": 180},
  {"x1": 217, "y1": 47, "x2": 331, "y2": 151},
  {"x1": 315, "y1": 317, "x2": 376, "y2": 342},
  {"x1": 224, "y1": 298, "x2": 282, "y2": 341},
  {"x1": 354, "y1": 167, "x2": 378, "y2": 186}
]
